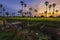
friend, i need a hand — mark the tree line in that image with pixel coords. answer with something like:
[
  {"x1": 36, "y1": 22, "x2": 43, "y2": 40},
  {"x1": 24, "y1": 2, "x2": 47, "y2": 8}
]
[{"x1": 0, "y1": 1, "x2": 59, "y2": 17}]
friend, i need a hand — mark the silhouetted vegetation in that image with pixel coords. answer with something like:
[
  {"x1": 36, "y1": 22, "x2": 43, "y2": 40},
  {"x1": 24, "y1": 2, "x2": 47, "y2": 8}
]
[{"x1": 0, "y1": 0, "x2": 60, "y2": 40}]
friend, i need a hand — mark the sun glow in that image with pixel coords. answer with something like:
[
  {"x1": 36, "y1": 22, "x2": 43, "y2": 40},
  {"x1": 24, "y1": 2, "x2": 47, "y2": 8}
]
[{"x1": 35, "y1": 10, "x2": 60, "y2": 17}]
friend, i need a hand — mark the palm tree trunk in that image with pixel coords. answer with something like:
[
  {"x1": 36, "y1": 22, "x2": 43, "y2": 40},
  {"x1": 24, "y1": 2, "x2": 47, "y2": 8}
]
[
  {"x1": 3, "y1": 18, "x2": 6, "y2": 31},
  {"x1": 46, "y1": 6, "x2": 47, "y2": 17},
  {"x1": 49, "y1": 8, "x2": 50, "y2": 13},
  {"x1": 53, "y1": 7, "x2": 55, "y2": 16},
  {"x1": 30, "y1": 11, "x2": 31, "y2": 17},
  {"x1": 49, "y1": 8, "x2": 51, "y2": 16},
  {"x1": 25, "y1": 7, "x2": 26, "y2": 17},
  {"x1": 56, "y1": 12, "x2": 57, "y2": 17},
  {"x1": 3, "y1": 14, "x2": 6, "y2": 29},
  {"x1": 3, "y1": 19, "x2": 6, "y2": 26},
  {"x1": 22, "y1": 5, "x2": 23, "y2": 17}
]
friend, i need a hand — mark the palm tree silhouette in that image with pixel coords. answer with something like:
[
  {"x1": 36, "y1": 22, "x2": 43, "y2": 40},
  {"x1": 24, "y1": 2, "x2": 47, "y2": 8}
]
[
  {"x1": 0, "y1": 4, "x2": 2, "y2": 7},
  {"x1": 56, "y1": 10, "x2": 58, "y2": 17},
  {"x1": 6, "y1": 12, "x2": 9, "y2": 17},
  {"x1": 29, "y1": 7, "x2": 32, "y2": 17},
  {"x1": 18, "y1": 10, "x2": 22, "y2": 16},
  {"x1": 3, "y1": 8, "x2": 5, "y2": 11},
  {"x1": 49, "y1": 5, "x2": 52, "y2": 14},
  {"x1": 3, "y1": 8, "x2": 5, "y2": 16},
  {"x1": 0, "y1": 4, "x2": 3, "y2": 16},
  {"x1": 26, "y1": 11, "x2": 29, "y2": 17},
  {"x1": 12, "y1": 12, "x2": 15, "y2": 17},
  {"x1": 34, "y1": 9, "x2": 38, "y2": 13},
  {"x1": 34, "y1": 9, "x2": 38, "y2": 17},
  {"x1": 49, "y1": 5, "x2": 52, "y2": 17},
  {"x1": 0, "y1": 4, "x2": 5, "y2": 28},
  {"x1": 45, "y1": 1, "x2": 49, "y2": 17},
  {"x1": 20, "y1": 1, "x2": 24, "y2": 17},
  {"x1": 44, "y1": 11, "x2": 47, "y2": 17},
  {"x1": 52, "y1": 3, "x2": 56, "y2": 16},
  {"x1": 24, "y1": 4, "x2": 27, "y2": 17},
  {"x1": 24, "y1": 4, "x2": 27, "y2": 9}
]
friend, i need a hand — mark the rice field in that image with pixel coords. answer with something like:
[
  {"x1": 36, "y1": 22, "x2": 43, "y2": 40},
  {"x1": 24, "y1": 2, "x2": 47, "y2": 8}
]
[
  {"x1": 0, "y1": 17, "x2": 60, "y2": 40},
  {"x1": 5, "y1": 17, "x2": 60, "y2": 28},
  {"x1": 6, "y1": 17, "x2": 60, "y2": 21}
]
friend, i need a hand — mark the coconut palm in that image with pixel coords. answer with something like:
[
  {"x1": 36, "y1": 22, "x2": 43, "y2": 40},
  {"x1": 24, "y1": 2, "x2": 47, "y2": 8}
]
[
  {"x1": 20, "y1": 1, "x2": 24, "y2": 17},
  {"x1": 12, "y1": 12, "x2": 15, "y2": 16},
  {"x1": 0, "y1": 4, "x2": 5, "y2": 26},
  {"x1": 26, "y1": 11, "x2": 29, "y2": 17},
  {"x1": 6, "y1": 12, "x2": 9, "y2": 17},
  {"x1": 24, "y1": 4, "x2": 27, "y2": 8},
  {"x1": 49, "y1": 5, "x2": 52, "y2": 17},
  {"x1": 44, "y1": 11, "x2": 47, "y2": 17},
  {"x1": 34, "y1": 9, "x2": 38, "y2": 12},
  {"x1": 3, "y1": 8, "x2": 5, "y2": 12},
  {"x1": 52, "y1": 3, "x2": 56, "y2": 15},
  {"x1": 56, "y1": 10, "x2": 58, "y2": 17},
  {"x1": 0, "y1": 4, "x2": 3, "y2": 16},
  {"x1": 28, "y1": 12, "x2": 31, "y2": 17},
  {"x1": 18, "y1": 10, "x2": 22, "y2": 16},
  {"x1": 29, "y1": 8, "x2": 32, "y2": 11},
  {"x1": 0, "y1": 4, "x2": 3, "y2": 8},
  {"x1": 49, "y1": 5, "x2": 52, "y2": 14},
  {"x1": 29, "y1": 7, "x2": 32, "y2": 17},
  {"x1": 0, "y1": 4, "x2": 6, "y2": 29},
  {"x1": 34, "y1": 9, "x2": 38, "y2": 17},
  {"x1": 24, "y1": 4, "x2": 27, "y2": 16},
  {"x1": 3, "y1": 8, "x2": 5, "y2": 16},
  {"x1": 45, "y1": 1, "x2": 49, "y2": 17}
]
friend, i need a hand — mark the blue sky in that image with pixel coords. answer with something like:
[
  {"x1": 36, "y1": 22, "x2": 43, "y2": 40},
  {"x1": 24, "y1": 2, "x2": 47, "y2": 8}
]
[{"x1": 0, "y1": 0, "x2": 60, "y2": 15}]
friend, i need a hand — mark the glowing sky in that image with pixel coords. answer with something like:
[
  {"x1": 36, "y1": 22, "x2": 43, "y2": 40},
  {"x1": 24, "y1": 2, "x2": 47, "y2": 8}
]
[{"x1": 0, "y1": 0, "x2": 60, "y2": 15}]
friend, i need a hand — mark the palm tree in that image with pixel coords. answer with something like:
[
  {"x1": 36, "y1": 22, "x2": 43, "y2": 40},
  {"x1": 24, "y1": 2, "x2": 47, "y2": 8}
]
[
  {"x1": 6, "y1": 12, "x2": 9, "y2": 17},
  {"x1": 49, "y1": 5, "x2": 52, "y2": 14},
  {"x1": 0, "y1": 4, "x2": 3, "y2": 16},
  {"x1": 3, "y1": 8, "x2": 5, "y2": 11},
  {"x1": 56, "y1": 10, "x2": 58, "y2": 17},
  {"x1": 0, "y1": 4, "x2": 5, "y2": 27},
  {"x1": 52, "y1": 3, "x2": 56, "y2": 15},
  {"x1": 12, "y1": 12, "x2": 15, "y2": 16},
  {"x1": 26, "y1": 11, "x2": 29, "y2": 17},
  {"x1": 24, "y1": 4, "x2": 27, "y2": 17},
  {"x1": 28, "y1": 12, "x2": 31, "y2": 17},
  {"x1": 0, "y1": 4, "x2": 3, "y2": 7},
  {"x1": 3, "y1": 8, "x2": 5, "y2": 16},
  {"x1": 49, "y1": 5, "x2": 52, "y2": 17},
  {"x1": 44, "y1": 11, "x2": 47, "y2": 17},
  {"x1": 34, "y1": 9, "x2": 38, "y2": 17},
  {"x1": 24, "y1": 4, "x2": 27, "y2": 9},
  {"x1": 29, "y1": 7, "x2": 32, "y2": 17},
  {"x1": 18, "y1": 10, "x2": 22, "y2": 16},
  {"x1": 20, "y1": 1, "x2": 24, "y2": 17},
  {"x1": 45, "y1": 1, "x2": 49, "y2": 17},
  {"x1": 34, "y1": 9, "x2": 38, "y2": 13}
]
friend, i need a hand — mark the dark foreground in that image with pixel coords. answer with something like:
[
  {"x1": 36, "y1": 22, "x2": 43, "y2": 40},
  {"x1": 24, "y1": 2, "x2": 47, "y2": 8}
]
[{"x1": 0, "y1": 18, "x2": 60, "y2": 40}]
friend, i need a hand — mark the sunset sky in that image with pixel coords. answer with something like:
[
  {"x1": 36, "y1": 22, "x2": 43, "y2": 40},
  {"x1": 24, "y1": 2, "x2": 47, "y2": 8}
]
[{"x1": 0, "y1": 0, "x2": 60, "y2": 16}]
